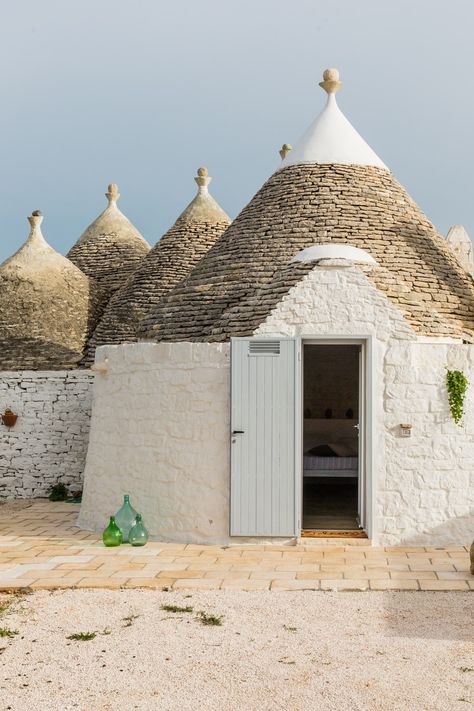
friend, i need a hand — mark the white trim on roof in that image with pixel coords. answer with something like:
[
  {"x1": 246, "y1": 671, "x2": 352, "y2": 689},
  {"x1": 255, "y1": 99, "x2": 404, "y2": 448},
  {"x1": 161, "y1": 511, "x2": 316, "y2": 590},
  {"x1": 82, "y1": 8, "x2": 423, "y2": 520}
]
[
  {"x1": 291, "y1": 244, "x2": 377, "y2": 265},
  {"x1": 280, "y1": 94, "x2": 388, "y2": 170}
]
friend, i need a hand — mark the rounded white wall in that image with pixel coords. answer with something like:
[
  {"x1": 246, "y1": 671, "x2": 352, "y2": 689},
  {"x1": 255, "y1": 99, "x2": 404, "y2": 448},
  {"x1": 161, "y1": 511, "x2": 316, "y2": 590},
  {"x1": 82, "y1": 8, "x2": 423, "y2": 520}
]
[{"x1": 78, "y1": 342, "x2": 231, "y2": 543}]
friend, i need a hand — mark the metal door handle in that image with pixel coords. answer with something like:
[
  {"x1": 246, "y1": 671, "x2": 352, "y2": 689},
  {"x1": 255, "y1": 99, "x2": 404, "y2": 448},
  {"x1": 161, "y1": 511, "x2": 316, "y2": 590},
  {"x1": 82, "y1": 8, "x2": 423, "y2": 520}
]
[
  {"x1": 353, "y1": 424, "x2": 359, "y2": 430},
  {"x1": 232, "y1": 430, "x2": 245, "y2": 435}
]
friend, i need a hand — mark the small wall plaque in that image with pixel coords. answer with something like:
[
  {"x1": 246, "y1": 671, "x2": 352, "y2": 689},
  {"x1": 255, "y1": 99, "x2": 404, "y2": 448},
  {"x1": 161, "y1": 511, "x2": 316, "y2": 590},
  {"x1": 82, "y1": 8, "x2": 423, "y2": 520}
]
[{"x1": 399, "y1": 423, "x2": 412, "y2": 437}]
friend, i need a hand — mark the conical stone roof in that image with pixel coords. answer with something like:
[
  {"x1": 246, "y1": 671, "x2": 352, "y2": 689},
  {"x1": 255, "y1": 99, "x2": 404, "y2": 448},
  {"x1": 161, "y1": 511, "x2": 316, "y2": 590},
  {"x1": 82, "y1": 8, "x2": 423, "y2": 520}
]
[
  {"x1": 67, "y1": 184, "x2": 150, "y2": 308},
  {"x1": 0, "y1": 211, "x2": 102, "y2": 369},
  {"x1": 83, "y1": 168, "x2": 230, "y2": 363},
  {"x1": 142, "y1": 69, "x2": 474, "y2": 343}
]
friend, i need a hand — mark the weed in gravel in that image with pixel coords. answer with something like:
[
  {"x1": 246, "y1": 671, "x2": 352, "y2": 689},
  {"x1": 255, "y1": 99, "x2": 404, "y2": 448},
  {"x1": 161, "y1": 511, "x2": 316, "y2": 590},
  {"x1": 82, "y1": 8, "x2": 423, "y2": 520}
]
[
  {"x1": 0, "y1": 628, "x2": 18, "y2": 639},
  {"x1": 0, "y1": 598, "x2": 13, "y2": 616},
  {"x1": 197, "y1": 611, "x2": 223, "y2": 627},
  {"x1": 67, "y1": 632, "x2": 96, "y2": 641},
  {"x1": 122, "y1": 614, "x2": 140, "y2": 627},
  {"x1": 283, "y1": 625, "x2": 297, "y2": 632},
  {"x1": 101, "y1": 628, "x2": 112, "y2": 636},
  {"x1": 161, "y1": 604, "x2": 193, "y2": 614},
  {"x1": 459, "y1": 667, "x2": 474, "y2": 673}
]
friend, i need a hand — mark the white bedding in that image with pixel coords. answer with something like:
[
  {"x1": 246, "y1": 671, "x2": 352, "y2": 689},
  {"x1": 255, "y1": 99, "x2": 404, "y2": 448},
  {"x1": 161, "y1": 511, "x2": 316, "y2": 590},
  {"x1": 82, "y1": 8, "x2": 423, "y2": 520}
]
[
  {"x1": 304, "y1": 455, "x2": 358, "y2": 470},
  {"x1": 303, "y1": 455, "x2": 358, "y2": 478}
]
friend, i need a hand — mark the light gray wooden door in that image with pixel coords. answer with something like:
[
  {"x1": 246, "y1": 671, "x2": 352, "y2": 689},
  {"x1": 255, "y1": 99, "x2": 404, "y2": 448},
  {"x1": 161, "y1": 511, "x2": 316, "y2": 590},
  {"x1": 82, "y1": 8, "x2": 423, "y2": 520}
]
[{"x1": 230, "y1": 338, "x2": 300, "y2": 536}]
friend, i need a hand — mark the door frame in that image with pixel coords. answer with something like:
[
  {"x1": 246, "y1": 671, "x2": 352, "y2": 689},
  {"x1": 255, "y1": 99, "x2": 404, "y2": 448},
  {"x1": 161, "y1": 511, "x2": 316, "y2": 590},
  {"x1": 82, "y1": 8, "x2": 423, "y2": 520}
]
[{"x1": 300, "y1": 336, "x2": 374, "y2": 539}]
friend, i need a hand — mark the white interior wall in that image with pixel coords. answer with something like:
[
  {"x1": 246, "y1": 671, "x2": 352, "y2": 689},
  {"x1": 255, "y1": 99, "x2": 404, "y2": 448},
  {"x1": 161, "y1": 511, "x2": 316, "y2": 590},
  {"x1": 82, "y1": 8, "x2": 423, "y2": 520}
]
[{"x1": 304, "y1": 344, "x2": 359, "y2": 419}]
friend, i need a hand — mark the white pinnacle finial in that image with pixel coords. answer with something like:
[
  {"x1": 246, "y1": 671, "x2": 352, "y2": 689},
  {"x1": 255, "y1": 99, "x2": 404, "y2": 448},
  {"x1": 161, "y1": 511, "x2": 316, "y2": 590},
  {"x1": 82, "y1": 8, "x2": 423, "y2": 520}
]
[
  {"x1": 26, "y1": 209, "x2": 48, "y2": 246},
  {"x1": 106, "y1": 183, "x2": 120, "y2": 205},
  {"x1": 279, "y1": 144, "x2": 292, "y2": 160},
  {"x1": 319, "y1": 68, "x2": 343, "y2": 95},
  {"x1": 194, "y1": 166, "x2": 211, "y2": 193},
  {"x1": 27, "y1": 209, "x2": 44, "y2": 229}
]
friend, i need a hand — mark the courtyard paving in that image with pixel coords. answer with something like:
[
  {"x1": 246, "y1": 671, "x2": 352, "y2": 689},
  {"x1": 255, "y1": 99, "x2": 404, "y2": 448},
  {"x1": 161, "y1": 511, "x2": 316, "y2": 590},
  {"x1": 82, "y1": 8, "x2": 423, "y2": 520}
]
[{"x1": 0, "y1": 501, "x2": 472, "y2": 592}]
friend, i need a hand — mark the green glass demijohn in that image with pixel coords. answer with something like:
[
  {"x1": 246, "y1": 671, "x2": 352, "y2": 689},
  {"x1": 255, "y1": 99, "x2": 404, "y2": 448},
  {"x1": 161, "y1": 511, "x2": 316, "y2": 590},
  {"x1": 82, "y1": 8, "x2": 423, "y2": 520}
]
[
  {"x1": 102, "y1": 516, "x2": 122, "y2": 547},
  {"x1": 128, "y1": 514, "x2": 149, "y2": 547},
  {"x1": 115, "y1": 494, "x2": 138, "y2": 543}
]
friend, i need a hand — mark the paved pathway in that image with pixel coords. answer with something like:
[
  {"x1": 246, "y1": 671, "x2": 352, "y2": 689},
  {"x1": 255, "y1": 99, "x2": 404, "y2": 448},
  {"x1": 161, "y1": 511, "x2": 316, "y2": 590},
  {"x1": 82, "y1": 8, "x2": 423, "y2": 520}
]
[{"x1": 0, "y1": 501, "x2": 472, "y2": 591}]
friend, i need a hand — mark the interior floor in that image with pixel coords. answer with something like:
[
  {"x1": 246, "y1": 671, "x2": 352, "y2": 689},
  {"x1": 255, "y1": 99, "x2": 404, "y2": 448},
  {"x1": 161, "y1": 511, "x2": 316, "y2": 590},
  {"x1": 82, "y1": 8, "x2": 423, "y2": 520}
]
[{"x1": 302, "y1": 477, "x2": 359, "y2": 530}]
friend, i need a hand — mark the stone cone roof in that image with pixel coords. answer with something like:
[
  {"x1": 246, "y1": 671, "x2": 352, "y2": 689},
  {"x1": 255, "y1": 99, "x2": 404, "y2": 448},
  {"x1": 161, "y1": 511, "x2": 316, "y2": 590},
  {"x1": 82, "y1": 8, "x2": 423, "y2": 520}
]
[
  {"x1": 82, "y1": 168, "x2": 230, "y2": 363},
  {"x1": 142, "y1": 71, "x2": 474, "y2": 343},
  {"x1": 0, "y1": 212, "x2": 102, "y2": 369},
  {"x1": 67, "y1": 184, "x2": 150, "y2": 309}
]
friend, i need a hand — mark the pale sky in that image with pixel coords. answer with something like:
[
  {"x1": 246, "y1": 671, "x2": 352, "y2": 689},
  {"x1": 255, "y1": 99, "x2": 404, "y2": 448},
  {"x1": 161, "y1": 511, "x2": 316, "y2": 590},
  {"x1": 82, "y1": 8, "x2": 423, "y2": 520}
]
[{"x1": 1, "y1": 0, "x2": 473, "y2": 262}]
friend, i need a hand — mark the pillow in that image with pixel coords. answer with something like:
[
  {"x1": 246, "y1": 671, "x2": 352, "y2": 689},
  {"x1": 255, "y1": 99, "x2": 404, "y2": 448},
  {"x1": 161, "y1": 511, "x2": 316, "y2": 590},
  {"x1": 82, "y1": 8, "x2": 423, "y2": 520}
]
[
  {"x1": 328, "y1": 441, "x2": 358, "y2": 457},
  {"x1": 306, "y1": 444, "x2": 338, "y2": 457}
]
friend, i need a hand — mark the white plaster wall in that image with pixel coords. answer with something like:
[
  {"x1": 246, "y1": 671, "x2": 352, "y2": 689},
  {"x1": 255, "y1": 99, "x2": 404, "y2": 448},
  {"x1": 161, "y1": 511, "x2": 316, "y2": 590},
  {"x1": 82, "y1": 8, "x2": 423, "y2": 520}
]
[
  {"x1": 0, "y1": 371, "x2": 93, "y2": 499},
  {"x1": 78, "y1": 343, "x2": 231, "y2": 543},
  {"x1": 256, "y1": 264, "x2": 474, "y2": 546}
]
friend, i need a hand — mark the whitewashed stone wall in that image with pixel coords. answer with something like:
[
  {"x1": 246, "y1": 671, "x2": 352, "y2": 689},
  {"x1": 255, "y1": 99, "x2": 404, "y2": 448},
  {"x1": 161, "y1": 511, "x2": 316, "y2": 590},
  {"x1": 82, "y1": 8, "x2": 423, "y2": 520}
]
[
  {"x1": 79, "y1": 263, "x2": 474, "y2": 546},
  {"x1": 78, "y1": 343, "x2": 231, "y2": 543},
  {"x1": 0, "y1": 371, "x2": 94, "y2": 499},
  {"x1": 256, "y1": 263, "x2": 474, "y2": 546}
]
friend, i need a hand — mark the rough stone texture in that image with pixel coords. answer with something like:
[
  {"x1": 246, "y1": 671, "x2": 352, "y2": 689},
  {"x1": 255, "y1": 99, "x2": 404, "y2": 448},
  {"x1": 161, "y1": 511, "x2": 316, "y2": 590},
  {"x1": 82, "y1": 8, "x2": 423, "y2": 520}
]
[
  {"x1": 445, "y1": 224, "x2": 473, "y2": 275},
  {"x1": 67, "y1": 185, "x2": 150, "y2": 313},
  {"x1": 0, "y1": 214, "x2": 102, "y2": 370},
  {"x1": 80, "y1": 264, "x2": 474, "y2": 545},
  {"x1": 83, "y1": 172, "x2": 230, "y2": 364},
  {"x1": 78, "y1": 343, "x2": 231, "y2": 543},
  {"x1": 142, "y1": 164, "x2": 474, "y2": 343},
  {"x1": 256, "y1": 264, "x2": 474, "y2": 546},
  {"x1": 0, "y1": 371, "x2": 93, "y2": 499}
]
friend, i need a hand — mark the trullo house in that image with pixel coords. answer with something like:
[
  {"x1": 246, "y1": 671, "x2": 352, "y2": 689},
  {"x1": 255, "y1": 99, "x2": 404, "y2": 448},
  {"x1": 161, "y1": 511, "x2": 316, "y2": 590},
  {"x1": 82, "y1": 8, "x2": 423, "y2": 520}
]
[
  {"x1": 0, "y1": 179, "x2": 229, "y2": 499},
  {"x1": 78, "y1": 69, "x2": 474, "y2": 547}
]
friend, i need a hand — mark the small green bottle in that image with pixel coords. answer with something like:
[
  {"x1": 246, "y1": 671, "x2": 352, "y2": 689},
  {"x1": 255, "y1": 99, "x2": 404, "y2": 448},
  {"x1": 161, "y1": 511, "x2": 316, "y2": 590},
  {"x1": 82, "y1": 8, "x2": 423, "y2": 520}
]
[
  {"x1": 102, "y1": 516, "x2": 122, "y2": 547},
  {"x1": 115, "y1": 494, "x2": 138, "y2": 543},
  {"x1": 128, "y1": 514, "x2": 149, "y2": 547}
]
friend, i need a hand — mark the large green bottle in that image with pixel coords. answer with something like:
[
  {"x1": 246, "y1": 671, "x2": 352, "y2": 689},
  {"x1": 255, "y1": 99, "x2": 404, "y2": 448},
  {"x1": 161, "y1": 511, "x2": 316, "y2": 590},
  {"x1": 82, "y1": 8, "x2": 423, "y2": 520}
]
[
  {"x1": 115, "y1": 494, "x2": 138, "y2": 543},
  {"x1": 102, "y1": 516, "x2": 122, "y2": 547},
  {"x1": 128, "y1": 514, "x2": 149, "y2": 547}
]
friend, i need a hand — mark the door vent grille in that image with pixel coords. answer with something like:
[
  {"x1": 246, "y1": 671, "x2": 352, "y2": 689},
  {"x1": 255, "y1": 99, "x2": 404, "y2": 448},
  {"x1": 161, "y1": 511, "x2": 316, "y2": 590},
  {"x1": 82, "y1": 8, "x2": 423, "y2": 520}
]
[{"x1": 248, "y1": 340, "x2": 281, "y2": 356}]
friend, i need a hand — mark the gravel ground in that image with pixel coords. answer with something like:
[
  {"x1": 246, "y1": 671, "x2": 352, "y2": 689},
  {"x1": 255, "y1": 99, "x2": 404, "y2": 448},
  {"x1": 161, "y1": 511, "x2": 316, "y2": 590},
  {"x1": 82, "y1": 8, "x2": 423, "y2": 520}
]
[{"x1": 0, "y1": 589, "x2": 472, "y2": 711}]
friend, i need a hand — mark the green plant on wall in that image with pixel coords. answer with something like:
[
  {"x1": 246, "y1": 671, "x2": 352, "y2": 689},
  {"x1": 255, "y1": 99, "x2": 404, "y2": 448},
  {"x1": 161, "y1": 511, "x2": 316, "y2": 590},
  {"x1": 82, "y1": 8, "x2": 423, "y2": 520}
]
[{"x1": 446, "y1": 369, "x2": 469, "y2": 425}]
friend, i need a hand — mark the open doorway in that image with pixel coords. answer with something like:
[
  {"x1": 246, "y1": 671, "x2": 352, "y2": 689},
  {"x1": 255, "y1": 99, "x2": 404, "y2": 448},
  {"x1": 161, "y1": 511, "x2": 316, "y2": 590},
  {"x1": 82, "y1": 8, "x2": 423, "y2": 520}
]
[{"x1": 302, "y1": 343, "x2": 364, "y2": 534}]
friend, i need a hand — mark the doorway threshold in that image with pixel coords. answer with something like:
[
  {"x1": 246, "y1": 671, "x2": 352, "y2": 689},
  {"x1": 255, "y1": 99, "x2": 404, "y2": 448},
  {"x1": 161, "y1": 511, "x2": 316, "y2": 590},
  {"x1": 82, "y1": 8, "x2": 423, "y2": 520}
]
[{"x1": 300, "y1": 529, "x2": 368, "y2": 539}]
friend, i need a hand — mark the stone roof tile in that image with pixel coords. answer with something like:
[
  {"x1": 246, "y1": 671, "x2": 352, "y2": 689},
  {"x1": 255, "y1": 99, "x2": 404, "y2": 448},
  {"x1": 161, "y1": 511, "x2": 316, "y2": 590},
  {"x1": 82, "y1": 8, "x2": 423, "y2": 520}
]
[
  {"x1": 141, "y1": 164, "x2": 474, "y2": 342},
  {"x1": 83, "y1": 168, "x2": 230, "y2": 363},
  {"x1": 67, "y1": 184, "x2": 150, "y2": 310},
  {"x1": 0, "y1": 212, "x2": 102, "y2": 369}
]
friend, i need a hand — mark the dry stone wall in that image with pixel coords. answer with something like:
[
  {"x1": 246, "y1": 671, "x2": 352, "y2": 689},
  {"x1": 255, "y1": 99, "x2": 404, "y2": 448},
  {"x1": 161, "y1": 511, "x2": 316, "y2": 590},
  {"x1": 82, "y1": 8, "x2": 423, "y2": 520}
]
[{"x1": 0, "y1": 371, "x2": 94, "y2": 499}]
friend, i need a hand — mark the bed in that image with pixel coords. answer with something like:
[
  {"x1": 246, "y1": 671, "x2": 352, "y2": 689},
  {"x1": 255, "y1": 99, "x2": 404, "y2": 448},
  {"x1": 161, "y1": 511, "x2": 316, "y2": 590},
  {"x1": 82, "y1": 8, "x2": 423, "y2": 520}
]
[
  {"x1": 303, "y1": 420, "x2": 359, "y2": 478},
  {"x1": 303, "y1": 454, "x2": 358, "y2": 478}
]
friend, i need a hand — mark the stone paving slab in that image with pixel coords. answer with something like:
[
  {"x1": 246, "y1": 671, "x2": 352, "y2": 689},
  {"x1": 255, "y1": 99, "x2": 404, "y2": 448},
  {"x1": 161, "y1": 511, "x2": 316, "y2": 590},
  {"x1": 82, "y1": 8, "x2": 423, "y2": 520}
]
[{"x1": 0, "y1": 501, "x2": 471, "y2": 592}]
